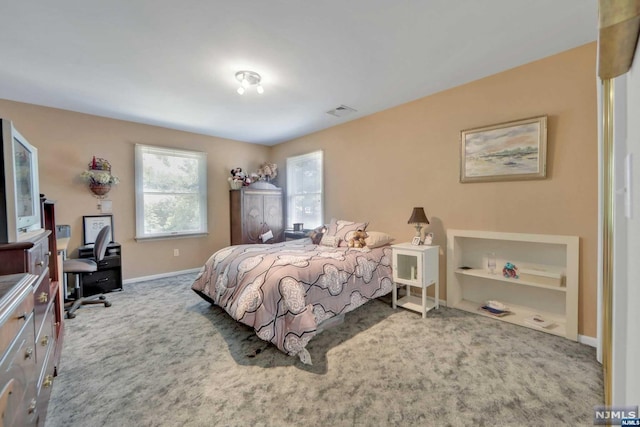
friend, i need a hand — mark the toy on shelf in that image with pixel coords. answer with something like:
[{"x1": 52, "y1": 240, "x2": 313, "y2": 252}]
[{"x1": 502, "y1": 262, "x2": 519, "y2": 279}]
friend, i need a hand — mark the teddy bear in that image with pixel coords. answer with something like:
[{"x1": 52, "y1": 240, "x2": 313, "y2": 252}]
[{"x1": 348, "y1": 229, "x2": 368, "y2": 248}]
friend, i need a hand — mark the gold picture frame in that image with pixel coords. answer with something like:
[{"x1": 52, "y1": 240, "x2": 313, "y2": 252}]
[{"x1": 460, "y1": 116, "x2": 547, "y2": 183}]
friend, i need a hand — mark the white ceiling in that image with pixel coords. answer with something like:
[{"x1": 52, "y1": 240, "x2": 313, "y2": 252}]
[{"x1": 0, "y1": 1, "x2": 598, "y2": 146}]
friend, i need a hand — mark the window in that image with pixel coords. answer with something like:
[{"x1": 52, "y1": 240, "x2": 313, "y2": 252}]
[
  {"x1": 286, "y1": 151, "x2": 323, "y2": 229},
  {"x1": 135, "y1": 144, "x2": 207, "y2": 240}
]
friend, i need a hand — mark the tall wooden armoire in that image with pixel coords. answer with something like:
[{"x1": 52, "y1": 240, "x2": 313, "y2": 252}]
[{"x1": 230, "y1": 186, "x2": 284, "y2": 245}]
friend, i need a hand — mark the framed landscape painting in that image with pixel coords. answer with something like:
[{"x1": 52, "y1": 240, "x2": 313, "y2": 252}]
[{"x1": 460, "y1": 116, "x2": 547, "y2": 183}]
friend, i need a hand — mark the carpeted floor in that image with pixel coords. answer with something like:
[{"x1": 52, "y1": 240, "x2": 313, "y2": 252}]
[{"x1": 46, "y1": 273, "x2": 603, "y2": 427}]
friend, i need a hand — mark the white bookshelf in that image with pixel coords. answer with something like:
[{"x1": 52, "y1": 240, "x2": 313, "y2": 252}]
[{"x1": 446, "y1": 229, "x2": 579, "y2": 340}]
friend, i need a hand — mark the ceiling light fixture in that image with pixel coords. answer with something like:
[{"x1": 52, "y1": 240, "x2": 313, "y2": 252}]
[{"x1": 235, "y1": 70, "x2": 264, "y2": 95}]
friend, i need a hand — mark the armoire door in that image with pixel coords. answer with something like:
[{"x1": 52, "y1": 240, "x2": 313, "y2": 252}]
[
  {"x1": 242, "y1": 193, "x2": 264, "y2": 243},
  {"x1": 263, "y1": 193, "x2": 283, "y2": 242}
]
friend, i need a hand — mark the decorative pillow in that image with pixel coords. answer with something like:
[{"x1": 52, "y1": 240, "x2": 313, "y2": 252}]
[
  {"x1": 319, "y1": 235, "x2": 341, "y2": 248},
  {"x1": 365, "y1": 231, "x2": 395, "y2": 248},
  {"x1": 307, "y1": 225, "x2": 327, "y2": 245},
  {"x1": 325, "y1": 218, "x2": 368, "y2": 247}
]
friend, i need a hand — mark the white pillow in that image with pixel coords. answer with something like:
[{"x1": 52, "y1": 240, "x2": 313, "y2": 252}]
[
  {"x1": 365, "y1": 231, "x2": 395, "y2": 248},
  {"x1": 320, "y1": 235, "x2": 341, "y2": 248}
]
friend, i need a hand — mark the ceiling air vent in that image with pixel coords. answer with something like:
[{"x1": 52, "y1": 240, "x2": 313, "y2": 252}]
[{"x1": 326, "y1": 104, "x2": 357, "y2": 118}]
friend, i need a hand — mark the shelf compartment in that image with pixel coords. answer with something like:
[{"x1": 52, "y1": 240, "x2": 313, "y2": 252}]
[
  {"x1": 458, "y1": 275, "x2": 567, "y2": 316},
  {"x1": 455, "y1": 268, "x2": 567, "y2": 292},
  {"x1": 453, "y1": 299, "x2": 567, "y2": 338},
  {"x1": 396, "y1": 294, "x2": 437, "y2": 314},
  {"x1": 394, "y1": 251, "x2": 423, "y2": 285}
]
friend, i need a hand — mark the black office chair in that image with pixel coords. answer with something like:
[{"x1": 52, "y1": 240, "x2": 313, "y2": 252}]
[{"x1": 64, "y1": 225, "x2": 113, "y2": 318}]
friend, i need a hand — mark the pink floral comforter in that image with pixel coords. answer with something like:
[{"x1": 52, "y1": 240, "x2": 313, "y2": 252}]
[{"x1": 191, "y1": 238, "x2": 393, "y2": 362}]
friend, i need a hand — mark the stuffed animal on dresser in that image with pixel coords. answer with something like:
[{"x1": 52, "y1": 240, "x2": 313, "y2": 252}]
[{"x1": 348, "y1": 229, "x2": 368, "y2": 248}]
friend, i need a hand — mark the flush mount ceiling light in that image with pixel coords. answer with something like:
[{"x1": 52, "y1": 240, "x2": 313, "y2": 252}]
[{"x1": 235, "y1": 70, "x2": 264, "y2": 95}]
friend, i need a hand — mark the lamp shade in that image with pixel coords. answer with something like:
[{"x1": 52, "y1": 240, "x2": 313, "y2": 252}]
[{"x1": 407, "y1": 207, "x2": 429, "y2": 224}]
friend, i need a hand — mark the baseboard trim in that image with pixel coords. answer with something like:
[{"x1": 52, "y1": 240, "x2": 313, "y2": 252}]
[
  {"x1": 123, "y1": 268, "x2": 201, "y2": 285},
  {"x1": 578, "y1": 334, "x2": 597, "y2": 348}
]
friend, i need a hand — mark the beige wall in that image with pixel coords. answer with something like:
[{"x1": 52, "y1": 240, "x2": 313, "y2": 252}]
[
  {"x1": 0, "y1": 100, "x2": 269, "y2": 278},
  {"x1": 0, "y1": 42, "x2": 598, "y2": 337},
  {"x1": 271, "y1": 43, "x2": 598, "y2": 337}
]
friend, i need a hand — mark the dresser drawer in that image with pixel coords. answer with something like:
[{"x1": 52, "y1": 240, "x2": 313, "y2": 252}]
[
  {"x1": 27, "y1": 239, "x2": 50, "y2": 278},
  {"x1": 0, "y1": 314, "x2": 38, "y2": 427},
  {"x1": 35, "y1": 304, "x2": 55, "y2": 360},
  {"x1": 32, "y1": 272, "x2": 51, "y2": 336},
  {"x1": 35, "y1": 303, "x2": 55, "y2": 374},
  {"x1": 0, "y1": 284, "x2": 34, "y2": 357},
  {"x1": 35, "y1": 303, "x2": 56, "y2": 416},
  {"x1": 82, "y1": 269, "x2": 121, "y2": 296},
  {"x1": 96, "y1": 255, "x2": 120, "y2": 269},
  {"x1": 35, "y1": 304, "x2": 56, "y2": 422}
]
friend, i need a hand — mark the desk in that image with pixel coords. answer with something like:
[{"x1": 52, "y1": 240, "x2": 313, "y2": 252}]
[{"x1": 77, "y1": 243, "x2": 122, "y2": 295}]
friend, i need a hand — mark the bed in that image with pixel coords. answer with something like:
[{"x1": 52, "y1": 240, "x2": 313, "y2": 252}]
[{"x1": 191, "y1": 232, "x2": 394, "y2": 364}]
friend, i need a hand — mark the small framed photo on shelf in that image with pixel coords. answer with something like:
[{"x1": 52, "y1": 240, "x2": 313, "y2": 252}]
[
  {"x1": 422, "y1": 232, "x2": 434, "y2": 245},
  {"x1": 411, "y1": 236, "x2": 421, "y2": 246},
  {"x1": 83, "y1": 214, "x2": 114, "y2": 245}
]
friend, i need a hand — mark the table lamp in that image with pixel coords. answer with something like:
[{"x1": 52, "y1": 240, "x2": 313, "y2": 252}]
[{"x1": 407, "y1": 207, "x2": 429, "y2": 238}]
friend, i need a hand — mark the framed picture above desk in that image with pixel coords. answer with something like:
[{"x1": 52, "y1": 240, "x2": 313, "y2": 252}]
[{"x1": 83, "y1": 214, "x2": 114, "y2": 244}]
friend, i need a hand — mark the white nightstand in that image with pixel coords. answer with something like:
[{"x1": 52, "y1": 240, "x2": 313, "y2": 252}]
[{"x1": 391, "y1": 243, "x2": 439, "y2": 318}]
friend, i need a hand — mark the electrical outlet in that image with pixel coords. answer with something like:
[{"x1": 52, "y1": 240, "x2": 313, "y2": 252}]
[{"x1": 173, "y1": 249, "x2": 180, "y2": 256}]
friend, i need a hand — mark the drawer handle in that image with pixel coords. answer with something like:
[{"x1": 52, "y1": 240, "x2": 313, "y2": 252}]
[
  {"x1": 28, "y1": 398, "x2": 37, "y2": 414},
  {"x1": 46, "y1": 251, "x2": 52, "y2": 256},
  {"x1": 24, "y1": 347, "x2": 34, "y2": 360},
  {"x1": 43, "y1": 375, "x2": 54, "y2": 388},
  {"x1": 36, "y1": 261, "x2": 45, "y2": 266},
  {"x1": 17, "y1": 311, "x2": 28, "y2": 321},
  {"x1": 97, "y1": 277, "x2": 110, "y2": 283},
  {"x1": 39, "y1": 292, "x2": 49, "y2": 303},
  {"x1": 41, "y1": 335, "x2": 49, "y2": 346}
]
